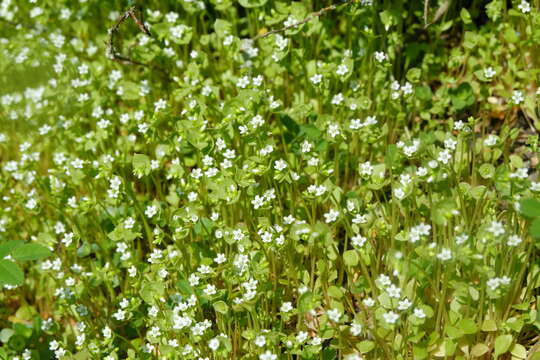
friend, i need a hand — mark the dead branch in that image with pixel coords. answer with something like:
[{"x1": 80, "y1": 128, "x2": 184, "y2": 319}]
[
  {"x1": 251, "y1": 0, "x2": 354, "y2": 41},
  {"x1": 105, "y1": 6, "x2": 151, "y2": 67}
]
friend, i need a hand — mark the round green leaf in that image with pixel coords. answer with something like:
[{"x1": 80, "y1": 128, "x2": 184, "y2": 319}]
[
  {"x1": 343, "y1": 250, "x2": 359, "y2": 267},
  {"x1": 11, "y1": 243, "x2": 52, "y2": 261},
  {"x1": 213, "y1": 300, "x2": 229, "y2": 314},
  {"x1": 470, "y1": 343, "x2": 489, "y2": 357},
  {"x1": 357, "y1": 340, "x2": 375, "y2": 354},
  {"x1": 238, "y1": 0, "x2": 268, "y2": 8},
  {"x1": 0, "y1": 260, "x2": 24, "y2": 286},
  {"x1": 510, "y1": 343, "x2": 527, "y2": 359},
  {"x1": 478, "y1": 163, "x2": 495, "y2": 179},
  {"x1": 520, "y1": 198, "x2": 540, "y2": 218},
  {"x1": 494, "y1": 334, "x2": 513, "y2": 357}
]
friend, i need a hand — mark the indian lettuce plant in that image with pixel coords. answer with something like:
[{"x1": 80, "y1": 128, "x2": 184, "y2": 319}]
[{"x1": 0, "y1": 0, "x2": 540, "y2": 359}]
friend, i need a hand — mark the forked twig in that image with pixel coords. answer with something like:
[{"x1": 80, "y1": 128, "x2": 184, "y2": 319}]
[
  {"x1": 252, "y1": 0, "x2": 354, "y2": 41},
  {"x1": 105, "y1": 6, "x2": 151, "y2": 66}
]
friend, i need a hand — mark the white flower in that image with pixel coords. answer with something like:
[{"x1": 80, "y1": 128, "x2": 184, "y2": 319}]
[
  {"x1": 259, "y1": 351, "x2": 277, "y2": 360},
  {"x1": 444, "y1": 138, "x2": 457, "y2": 150},
  {"x1": 487, "y1": 278, "x2": 500, "y2": 290},
  {"x1": 310, "y1": 74, "x2": 322, "y2": 85},
  {"x1": 112, "y1": 309, "x2": 125, "y2": 321},
  {"x1": 484, "y1": 134, "x2": 498, "y2": 147},
  {"x1": 518, "y1": 0, "x2": 531, "y2": 13},
  {"x1": 102, "y1": 326, "x2": 112, "y2": 339},
  {"x1": 394, "y1": 188, "x2": 405, "y2": 200},
  {"x1": 436, "y1": 248, "x2": 452, "y2": 261},
  {"x1": 350, "y1": 322, "x2": 362, "y2": 336},
  {"x1": 507, "y1": 235, "x2": 522, "y2": 246},
  {"x1": 208, "y1": 337, "x2": 220, "y2": 351},
  {"x1": 296, "y1": 331, "x2": 309, "y2": 343},
  {"x1": 154, "y1": 98, "x2": 167, "y2": 111},
  {"x1": 413, "y1": 308, "x2": 426, "y2": 319},
  {"x1": 374, "y1": 51, "x2": 387, "y2": 62},
  {"x1": 455, "y1": 234, "x2": 469, "y2": 244},
  {"x1": 324, "y1": 209, "x2": 340, "y2": 223},
  {"x1": 359, "y1": 161, "x2": 373, "y2": 176},
  {"x1": 487, "y1": 221, "x2": 505, "y2": 236},
  {"x1": 382, "y1": 311, "x2": 399, "y2": 324},
  {"x1": 336, "y1": 64, "x2": 349, "y2": 76},
  {"x1": 145, "y1": 205, "x2": 158, "y2": 218},
  {"x1": 274, "y1": 159, "x2": 288, "y2": 171},
  {"x1": 351, "y1": 234, "x2": 367, "y2": 248},
  {"x1": 331, "y1": 93, "x2": 344, "y2": 105},
  {"x1": 254, "y1": 335, "x2": 266, "y2": 347},
  {"x1": 397, "y1": 298, "x2": 412, "y2": 310},
  {"x1": 438, "y1": 149, "x2": 452, "y2": 164},
  {"x1": 148, "y1": 326, "x2": 161, "y2": 338},
  {"x1": 387, "y1": 284, "x2": 401, "y2": 298},
  {"x1": 377, "y1": 274, "x2": 392, "y2": 287},
  {"x1": 454, "y1": 120, "x2": 465, "y2": 130},
  {"x1": 280, "y1": 302, "x2": 293, "y2": 313},
  {"x1": 328, "y1": 123, "x2": 340, "y2": 138},
  {"x1": 327, "y1": 308, "x2": 341, "y2": 322},
  {"x1": 236, "y1": 76, "x2": 250, "y2": 88},
  {"x1": 484, "y1": 67, "x2": 496, "y2": 79},
  {"x1": 363, "y1": 298, "x2": 375, "y2": 307},
  {"x1": 512, "y1": 90, "x2": 524, "y2": 105},
  {"x1": 204, "y1": 284, "x2": 216, "y2": 296}
]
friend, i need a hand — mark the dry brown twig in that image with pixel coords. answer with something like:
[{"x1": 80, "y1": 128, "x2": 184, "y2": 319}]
[
  {"x1": 105, "y1": 6, "x2": 151, "y2": 66},
  {"x1": 251, "y1": 0, "x2": 354, "y2": 41}
]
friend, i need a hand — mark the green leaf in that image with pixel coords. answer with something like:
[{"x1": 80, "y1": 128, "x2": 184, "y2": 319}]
[
  {"x1": 460, "y1": 8, "x2": 472, "y2": 24},
  {"x1": 520, "y1": 198, "x2": 540, "y2": 218},
  {"x1": 504, "y1": 27, "x2": 518, "y2": 43},
  {"x1": 139, "y1": 281, "x2": 165, "y2": 304},
  {"x1": 470, "y1": 343, "x2": 489, "y2": 357},
  {"x1": 405, "y1": 68, "x2": 422, "y2": 83},
  {"x1": 0, "y1": 329, "x2": 14, "y2": 343},
  {"x1": 416, "y1": 85, "x2": 433, "y2": 102},
  {"x1": 494, "y1": 334, "x2": 513, "y2": 357},
  {"x1": 510, "y1": 343, "x2": 527, "y2": 359},
  {"x1": 214, "y1": 19, "x2": 232, "y2": 37},
  {"x1": 385, "y1": 144, "x2": 398, "y2": 168},
  {"x1": 118, "y1": 81, "x2": 140, "y2": 101},
  {"x1": 280, "y1": 114, "x2": 300, "y2": 142},
  {"x1": 238, "y1": 0, "x2": 267, "y2": 8},
  {"x1": 76, "y1": 243, "x2": 92, "y2": 258},
  {"x1": 0, "y1": 260, "x2": 24, "y2": 286},
  {"x1": 11, "y1": 243, "x2": 52, "y2": 261},
  {"x1": 486, "y1": 0, "x2": 504, "y2": 21},
  {"x1": 298, "y1": 292, "x2": 315, "y2": 313},
  {"x1": 213, "y1": 301, "x2": 229, "y2": 314},
  {"x1": 478, "y1": 163, "x2": 495, "y2": 179},
  {"x1": 327, "y1": 285, "x2": 343, "y2": 299},
  {"x1": 481, "y1": 319, "x2": 498, "y2": 332},
  {"x1": 357, "y1": 340, "x2": 375, "y2": 354},
  {"x1": 412, "y1": 345, "x2": 428, "y2": 359},
  {"x1": 177, "y1": 280, "x2": 194, "y2": 296},
  {"x1": 322, "y1": 348, "x2": 337, "y2": 360},
  {"x1": 445, "y1": 325, "x2": 463, "y2": 339},
  {"x1": 132, "y1": 154, "x2": 151, "y2": 177},
  {"x1": 431, "y1": 199, "x2": 455, "y2": 226},
  {"x1": 0, "y1": 240, "x2": 24, "y2": 258},
  {"x1": 530, "y1": 218, "x2": 540, "y2": 239},
  {"x1": 343, "y1": 250, "x2": 359, "y2": 267},
  {"x1": 449, "y1": 82, "x2": 475, "y2": 111},
  {"x1": 458, "y1": 318, "x2": 478, "y2": 335}
]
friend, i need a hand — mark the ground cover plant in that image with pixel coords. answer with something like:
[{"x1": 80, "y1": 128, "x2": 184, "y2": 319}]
[{"x1": 1, "y1": 0, "x2": 540, "y2": 358}]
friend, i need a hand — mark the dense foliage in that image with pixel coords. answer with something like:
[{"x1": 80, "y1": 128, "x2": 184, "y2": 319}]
[{"x1": 1, "y1": 0, "x2": 540, "y2": 359}]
